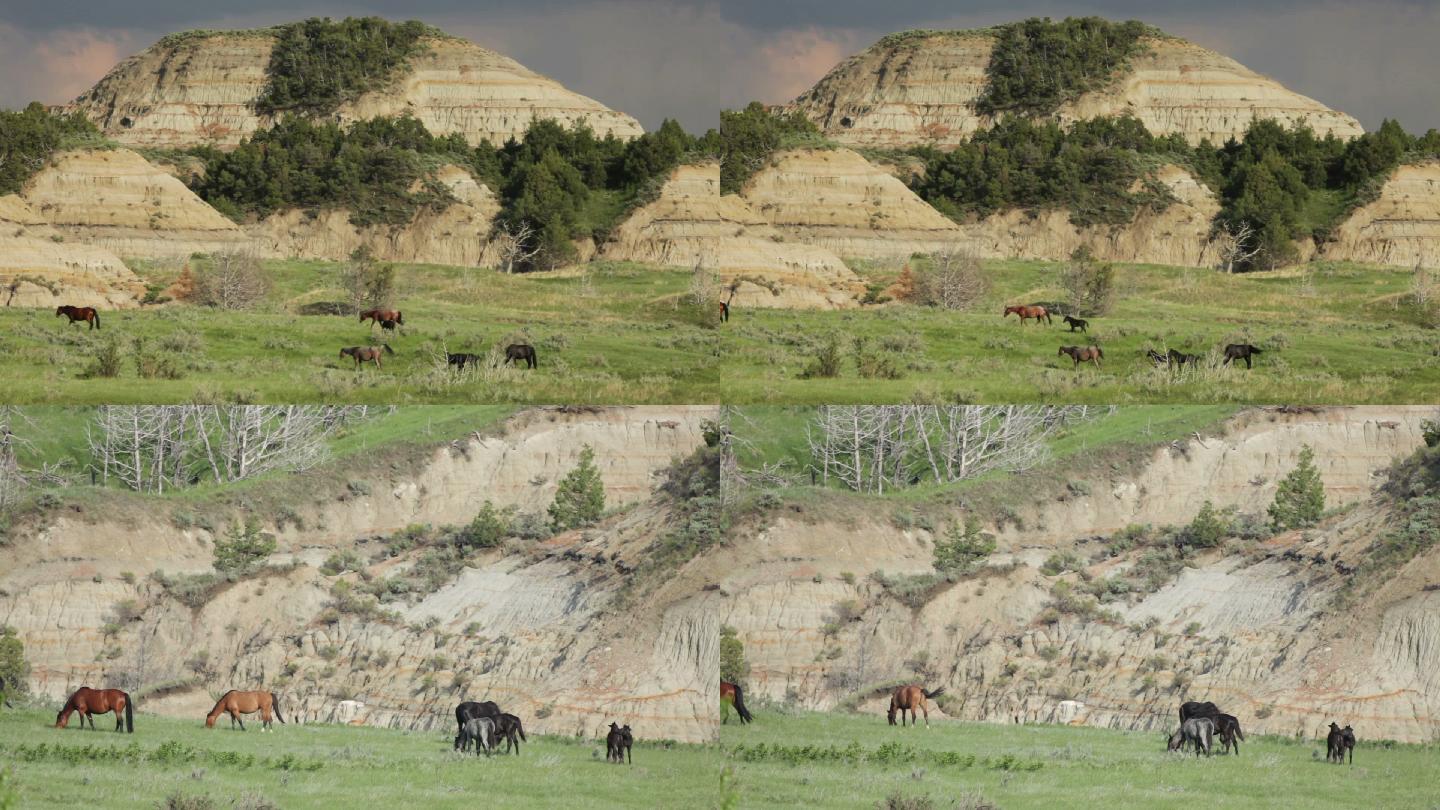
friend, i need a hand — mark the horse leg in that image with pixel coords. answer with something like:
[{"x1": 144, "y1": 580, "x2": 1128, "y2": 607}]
[
  {"x1": 114, "y1": 711, "x2": 124, "y2": 732},
  {"x1": 922, "y1": 704, "x2": 930, "y2": 729}
]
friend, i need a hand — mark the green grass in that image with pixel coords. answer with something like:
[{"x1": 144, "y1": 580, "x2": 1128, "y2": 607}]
[
  {"x1": 719, "y1": 709, "x2": 1440, "y2": 809},
  {"x1": 0, "y1": 708, "x2": 718, "y2": 809},
  {"x1": 719, "y1": 259, "x2": 1440, "y2": 403},
  {"x1": 0, "y1": 260, "x2": 717, "y2": 404}
]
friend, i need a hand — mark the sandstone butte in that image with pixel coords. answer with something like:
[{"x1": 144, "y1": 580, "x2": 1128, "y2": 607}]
[
  {"x1": 718, "y1": 407, "x2": 1440, "y2": 744},
  {"x1": 0, "y1": 407, "x2": 719, "y2": 743},
  {"x1": 1322, "y1": 160, "x2": 1440, "y2": 268},
  {"x1": 788, "y1": 30, "x2": 1364, "y2": 148},
  {"x1": 65, "y1": 28, "x2": 644, "y2": 150}
]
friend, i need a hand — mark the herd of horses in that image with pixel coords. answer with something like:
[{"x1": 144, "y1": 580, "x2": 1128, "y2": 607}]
[{"x1": 1002, "y1": 303, "x2": 1266, "y2": 373}]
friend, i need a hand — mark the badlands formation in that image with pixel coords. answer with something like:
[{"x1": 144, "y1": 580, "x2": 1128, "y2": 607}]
[
  {"x1": 66, "y1": 30, "x2": 643, "y2": 149},
  {"x1": 720, "y1": 407, "x2": 1440, "y2": 743},
  {"x1": 0, "y1": 407, "x2": 720, "y2": 743}
]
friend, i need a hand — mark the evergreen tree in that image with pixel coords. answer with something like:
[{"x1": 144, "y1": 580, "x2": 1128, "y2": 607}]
[
  {"x1": 719, "y1": 625, "x2": 749, "y2": 685},
  {"x1": 0, "y1": 625, "x2": 28, "y2": 701},
  {"x1": 1269, "y1": 445, "x2": 1326, "y2": 530},
  {"x1": 213, "y1": 519, "x2": 278, "y2": 576},
  {"x1": 1181, "y1": 500, "x2": 1229, "y2": 548},
  {"x1": 933, "y1": 516, "x2": 996, "y2": 574},
  {"x1": 549, "y1": 445, "x2": 606, "y2": 531}
]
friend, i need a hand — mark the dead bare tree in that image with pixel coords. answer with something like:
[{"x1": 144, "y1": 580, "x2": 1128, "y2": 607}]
[
  {"x1": 1215, "y1": 221, "x2": 1261, "y2": 274},
  {"x1": 912, "y1": 248, "x2": 988, "y2": 310},
  {"x1": 193, "y1": 250, "x2": 271, "y2": 310},
  {"x1": 492, "y1": 221, "x2": 541, "y2": 274}
]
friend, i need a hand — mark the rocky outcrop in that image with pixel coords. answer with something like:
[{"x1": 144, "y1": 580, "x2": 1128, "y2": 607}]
[
  {"x1": 0, "y1": 195, "x2": 143, "y2": 307},
  {"x1": 789, "y1": 32, "x2": 1363, "y2": 148},
  {"x1": 68, "y1": 31, "x2": 643, "y2": 150},
  {"x1": 720, "y1": 407, "x2": 1440, "y2": 742},
  {"x1": 248, "y1": 165, "x2": 502, "y2": 266},
  {"x1": 602, "y1": 161, "x2": 864, "y2": 309},
  {"x1": 1323, "y1": 161, "x2": 1440, "y2": 269},
  {"x1": 0, "y1": 406, "x2": 719, "y2": 743},
  {"x1": 20, "y1": 148, "x2": 252, "y2": 260}
]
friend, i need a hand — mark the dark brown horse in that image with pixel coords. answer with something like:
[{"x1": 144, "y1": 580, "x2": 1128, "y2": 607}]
[
  {"x1": 56, "y1": 686, "x2": 132, "y2": 732},
  {"x1": 206, "y1": 690, "x2": 284, "y2": 732},
  {"x1": 1058, "y1": 345, "x2": 1103, "y2": 369},
  {"x1": 359, "y1": 309, "x2": 403, "y2": 327},
  {"x1": 56, "y1": 305, "x2": 100, "y2": 330},
  {"x1": 721, "y1": 681, "x2": 753, "y2": 724},
  {"x1": 888, "y1": 685, "x2": 944, "y2": 727},
  {"x1": 1062, "y1": 315, "x2": 1088, "y2": 333},
  {"x1": 504, "y1": 344, "x2": 537, "y2": 369},
  {"x1": 1004, "y1": 305, "x2": 1051, "y2": 325},
  {"x1": 340, "y1": 345, "x2": 394, "y2": 369},
  {"x1": 1222, "y1": 343, "x2": 1263, "y2": 369}
]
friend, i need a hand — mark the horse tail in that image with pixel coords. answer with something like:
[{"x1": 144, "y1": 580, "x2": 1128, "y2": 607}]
[
  {"x1": 124, "y1": 692, "x2": 133, "y2": 733},
  {"x1": 731, "y1": 683, "x2": 753, "y2": 724},
  {"x1": 395, "y1": 312, "x2": 403, "y2": 325},
  {"x1": 517, "y1": 718, "x2": 527, "y2": 741},
  {"x1": 383, "y1": 344, "x2": 395, "y2": 355},
  {"x1": 1250, "y1": 347, "x2": 1263, "y2": 354},
  {"x1": 272, "y1": 692, "x2": 285, "y2": 724},
  {"x1": 923, "y1": 687, "x2": 945, "y2": 700},
  {"x1": 93, "y1": 311, "x2": 100, "y2": 330}
]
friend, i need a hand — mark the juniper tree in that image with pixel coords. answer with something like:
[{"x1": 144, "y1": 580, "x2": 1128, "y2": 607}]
[
  {"x1": 1269, "y1": 445, "x2": 1325, "y2": 530},
  {"x1": 548, "y1": 445, "x2": 605, "y2": 531}
]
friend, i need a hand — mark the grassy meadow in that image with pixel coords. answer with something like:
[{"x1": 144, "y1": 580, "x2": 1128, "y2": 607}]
[
  {"x1": 718, "y1": 709, "x2": 1440, "y2": 809},
  {"x1": 0, "y1": 260, "x2": 719, "y2": 404},
  {"x1": 719, "y1": 260, "x2": 1440, "y2": 403},
  {"x1": 0, "y1": 708, "x2": 719, "y2": 809}
]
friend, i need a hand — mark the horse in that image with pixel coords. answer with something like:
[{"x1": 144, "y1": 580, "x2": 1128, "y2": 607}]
[
  {"x1": 1168, "y1": 717, "x2": 1214, "y2": 756},
  {"x1": 1004, "y1": 305, "x2": 1051, "y2": 326},
  {"x1": 1062, "y1": 315, "x2": 1088, "y2": 333},
  {"x1": 494, "y1": 713, "x2": 527, "y2": 755},
  {"x1": 1213, "y1": 713, "x2": 1244, "y2": 755},
  {"x1": 55, "y1": 686, "x2": 132, "y2": 733},
  {"x1": 55, "y1": 305, "x2": 100, "y2": 330},
  {"x1": 1222, "y1": 343, "x2": 1263, "y2": 369},
  {"x1": 721, "y1": 681, "x2": 753, "y2": 724},
  {"x1": 359, "y1": 309, "x2": 402, "y2": 328},
  {"x1": 1179, "y1": 701, "x2": 1221, "y2": 724},
  {"x1": 1326, "y1": 722, "x2": 1345, "y2": 763},
  {"x1": 379, "y1": 319, "x2": 399, "y2": 335},
  {"x1": 339, "y1": 345, "x2": 393, "y2": 369},
  {"x1": 1058, "y1": 345, "x2": 1103, "y2": 369},
  {"x1": 454, "y1": 701, "x2": 502, "y2": 751},
  {"x1": 1167, "y1": 349, "x2": 1201, "y2": 369},
  {"x1": 1341, "y1": 725, "x2": 1356, "y2": 764},
  {"x1": 606, "y1": 722, "x2": 633, "y2": 764},
  {"x1": 205, "y1": 690, "x2": 284, "y2": 732},
  {"x1": 888, "y1": 685, "x2": 944, "y2": 728},
  {"x1": 461, "y1": 717, "x2": 497, "y2": 757},
  {"x1": 447, "y1": 353, "x2": 483, "y2": 371},
  {"x1": 504, "y1": 344, "x2": 537, "y2": 369}
]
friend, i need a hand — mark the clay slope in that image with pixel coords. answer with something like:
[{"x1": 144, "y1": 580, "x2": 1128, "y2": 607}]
[
  {"x1": 602, "y1": 161, "x2": 864, "y2": 309},
  {"x1": 789, "y1": 32, "x2": 1362, "y2": 148},
  {"x1": 719, "y1": 407, "x2": 1440, "y2": 742},
  {"x1": 0, "y1": 406, "x2": 719, "y2": 743},
  {"x1": 20, "y1": 148, "x2": 251, "y2": 260},
  {"x1": 68, "y1": 31, "x2": 643, "y2": 149},
  {"x1": 0, "y1": 195, "x2": 143, "y2": 308},
  {"x1": 1323, "y1": 160, "x2": 1440, "y2": 269}
]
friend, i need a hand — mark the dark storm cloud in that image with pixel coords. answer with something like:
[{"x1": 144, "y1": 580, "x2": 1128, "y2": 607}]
[{"x1": 1, "y1": 0, "x2": 1438, "y2": 133}]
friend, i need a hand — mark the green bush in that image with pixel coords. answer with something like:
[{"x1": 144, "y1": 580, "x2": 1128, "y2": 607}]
[
  {"x1": 974, "y1": 17, "x2": 1155, "y2": 117},
  {"x1": 212, "y1": 519, "x2": 277, "y2": 576},
  {"x1": 1269, "y1": 445, "x2": 1325, "y2": 530},
  {"x1": 1176, "y1": 501, "x2": 1228, "y2": 549},
  {"x1": 548, "y1": 445, "x2": 606, "y2": 531},
  {"x1": 720, "y1": 625, "x2": 748, "y2": 684},
  {"x1": 933, "y1": 517, "x2": 996, "y2": 574},
  {"x1": 255, "y1": 17, "x2": 436, "y2": 115},
  {"x1": 453, "y1": 501, "x2": 511, "y2": 550},
  {"x1": 0, "y1": 626, "x2": 29, "y2": 702}
]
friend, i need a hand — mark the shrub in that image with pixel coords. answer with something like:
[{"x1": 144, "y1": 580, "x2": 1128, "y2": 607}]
[
  {"x1": 911, "y1": 250, "x2": 988, "y2": 311},
  {"x1": 0, "y1": 626, "x2": 29, "y2": 701},
  {"x1": 191, "y1": 252, "x2": 271, "y2": 310},
  {"x1": 1040, "y1": 551, "x2": 1083, "y2": 576},
  {"x1": 1177, "y1": 501, "x2": 1228, "y2": 549},
  {"x1": 453, "y1": 501, "x2": 511, "y2": 550},
  {"x1": 932, "y1": 517, "x2": 995, "y2": 574},
  {"x1": 340, "y1": 246, "x2": 395, "y2": 313},
  {"x1": 1269, "y1": 445, "x2": 1326, "y2": 530},
  {"x1": 720, "y1": 625, "x2": 749, "y2": 684},
  {"x1": 801, "y1": 336, "x2": 843, "y2": 379},
  {"x1": 212, "y1": 519, "x2": 277, "y2": 576},
  {"x1": 1059, "y1": 247, "x2": 1116, "y2": 317},
  {"x1": 85, "y1": 337, "x2": 124, "y2": 379},
  {"x1": 319, "y1": 551, "x2": 363, "y2": 576},
  {"x1": 548, "y1": 445, "x2": 605, "y2": 531}
]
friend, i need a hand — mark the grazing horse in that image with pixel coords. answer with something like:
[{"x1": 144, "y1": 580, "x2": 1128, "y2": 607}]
[
  {"x1": 55, "y1": 305, "x2": 100, "y2": 330},
  {"x1": 56, "y1": 686, "x2": 132, "y2": 733},
  {"x1": 455, "y1": 701, "x2": 502, "y2": 750},
  {"x1": 1179, "y1": 701, "x2": 1221, "y2": 724},
  {"x1": 888, "y1": 685, "x2": 944, "y2": 728},
  {"x1": 461, "y1": 717, "x2": 497, "y2": 757},
  {"x1": 1213, "y1": 713, "x2": 1244, "y2": 755},
  {"x1": 339, "y1": 345, "x2": 393, "y2": 369},
  {"x1": 205, "y1": 690, "x2": 284, "y2": 732},
  {"x1": 1222, "y1": 343, "x2": 1263, "y2": 369},
  {"x1": 1058, "y1": 345, "x2": 1103, "y2": 369},
  {"x1": 379, "y1": 319, "x2": 399, "y2": 334},
  {"x1": 504, "y1": 343, "x2": 537, "y2": 369},
  {"x1": 1004, "y1": 305, "x2": 1051, "y2": 326},
  {"x1": 606, "y1": 722, "x2": 633, "y2": 764},
  {"x1": 359, "y1": 309, "x2": 403, "y2": 328},
  {"x1": 721, "y1": 681, "x2": 753, "y2": 724},
  {"x1": 494, "y1": 713, "x2": 527, "y2": 755},
  {"x1": 1168, "y1": 717, "x2": 1214, "y2": 756},
  {"x1": 1062, "y1": 315, "x2": 1088, "y2": 333},
  {"x1": 1167, "y1": 349, "x2": 1201, "y2": 369},
  {"x1": 447, "y1": 352, "x2": 483, "y2": 371}
]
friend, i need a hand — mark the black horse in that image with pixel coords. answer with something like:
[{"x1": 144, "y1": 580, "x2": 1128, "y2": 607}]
[
  {"x1": 380, "y1": 319, "x2": 399, "y2": 335},
  {"x1": 1146, "y1": 348, "x2": 1169, "y2": 367},
  {"x1": 454, "y1": 701, "x2": 502, "y2": 750},
  {"x1": 1179, "y1": 701, "x2": 1222, "y2": 723},
  {"x1": 494, "y1": 713, "x2": 527, "y2": 755},
  {"x1": 1168, "y1": 348, "x2": 1201, "y2": 369},
  {"x1": 505, "y1": 344, "x2": 537, "y2": 369},
  {"x1": 1341, "y1": 725, "x2": 1356, "y2": 764},
  {"x1": 1223, "y1": 343, "x2": 1263, "y2": 369},
  {"x1": 606, "y1": 722, "x2": 633, "y2": 764},
  {"x1": 447, "y1": 352, "x2": 483, "y2": 371},
  {"x1": 1213, "y1": 713, "x2": 1245, "y2": 755},
  {"x1": 1328, "y1": 722, "x2": 1356, "y2": 764},
  {"x1": 1063, "y1": 315, "x2": 1088, "y2": 333}
]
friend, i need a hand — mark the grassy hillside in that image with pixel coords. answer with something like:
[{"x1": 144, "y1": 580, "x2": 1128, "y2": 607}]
[
  {"x1": 719, "y1": 710, "x2": 1440, "y2": 809},
  {"x1": 719, "y1": 260, "x2": 1440, "y2": 403},
  {"x1": 0, "y1": 708, "x2": 716, "y2": 809},
  {"x1": 0, "y1": 261, "x2": 717, "y2": 404}
]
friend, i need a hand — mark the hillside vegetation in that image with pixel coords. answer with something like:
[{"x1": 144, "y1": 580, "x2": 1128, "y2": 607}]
[
  {"x1": 974, "y1": 17, "x2": 1158, "y2": 117},
  {"x1": 255, "y1": 17, "x2": 439, "y2": 116},
  {"x1": 0, "y1": 104, "x2": 108, "y2": 195}
]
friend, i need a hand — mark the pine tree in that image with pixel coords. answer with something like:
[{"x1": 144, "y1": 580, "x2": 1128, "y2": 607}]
[
  {"x1": 1269, "y1": 445, "x2": 1325, "y2": 530},
  {"x1": 548, "y1": 445, "x2": 605, "y2": 531},
  {"x1": 719, "y1": 625, "x2": 748, "y2": 685}
]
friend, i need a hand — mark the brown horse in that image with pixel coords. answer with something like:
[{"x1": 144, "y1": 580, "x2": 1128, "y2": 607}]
[
  {"x1": 1003, "y1": 305, "x2": 1051, "y2": 325},
  {"x1": 359, "y1": 309, "x2": 403, "y2": 327},
  {"x1": 206, "y1": 690, "x2": 284, "y2": 732},
  {"x1": 56, "y1": 305, "x2": 100, "y2": 330},
  {"x1": 55, "y1": 686, "x2": 132, "y2": 733},
  {"x1": 720, "y1": 681, "x2": 753, "y2": 724},
  {"x1": 888, "y1": 685, "x2": 945, "y2": 727},
  {"x1": 1059, "y1": 345, "x2": 1103, "y2": 369},
  {"x1": 340, "y1": 345, "x2": 394, "y2": 369}
]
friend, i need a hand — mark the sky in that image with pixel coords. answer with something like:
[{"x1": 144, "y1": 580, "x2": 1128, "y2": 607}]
[{"x1": 0, "y1": 0, "x2": 1437, "y2": 135}]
